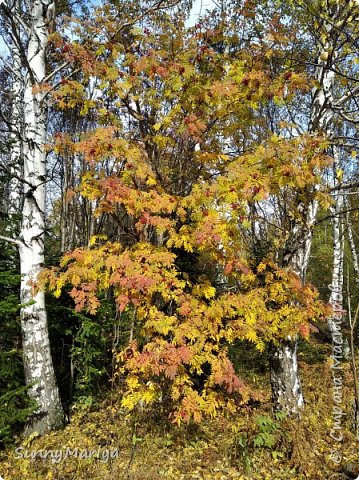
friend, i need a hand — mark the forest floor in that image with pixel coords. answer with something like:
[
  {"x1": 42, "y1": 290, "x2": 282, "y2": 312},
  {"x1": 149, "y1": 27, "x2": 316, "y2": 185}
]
[{"x1": 1, "y1": 341, "x2": 359, "y2": 480}]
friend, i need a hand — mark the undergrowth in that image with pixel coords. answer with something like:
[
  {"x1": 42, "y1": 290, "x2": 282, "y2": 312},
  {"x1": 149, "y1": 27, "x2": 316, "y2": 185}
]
[{"x1": 0, "y1": 347, "x2": 358, "y2": 480}]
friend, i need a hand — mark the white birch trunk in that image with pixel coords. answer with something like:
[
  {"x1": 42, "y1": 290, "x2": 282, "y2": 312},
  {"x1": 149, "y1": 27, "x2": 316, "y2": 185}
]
[
  {"x1": 270, "y1": 11, "x2": 337, "y2": 414},
  {"x1": 1, "y1": 4, "x2": 23, "y2": 280},
  {"x1": 328, "y1": 188, "x2": 344, "y2": 336},
  {"x1": 8, "y1": 23, "x2": 23, "y2": 222},
  {"x1": 346, "y1": 202, "x2": 359, "y2": 436},
  {"x1": 270, "y1": 222, "x2": 310, "y2": 414},
  {"x1": 327, "y1": 150, "x2": 351, "y2": 358},
  {"x1": 346, "y1": 201, "x2": 359, "y2": 286},
  {"x1": 328, "y1": 144, "x2": 344, "y2": 338},
  {"x1": 0, "y1": 0, "x2": 23, "y2": 227},
  {"x1": 16, "y1": 0, "x2": 63, "y2": 434}
]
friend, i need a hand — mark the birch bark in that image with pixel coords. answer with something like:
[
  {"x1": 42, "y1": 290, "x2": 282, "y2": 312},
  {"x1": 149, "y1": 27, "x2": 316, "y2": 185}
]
[
  {"x1": 8, "y1": 14, "x2": 23, "y2": 222},
  {"x1": 19, "y1": 0, "x2": 63, "y2": 435},
  {"x1": 0, "y1": 0, "x2": 64, "y2": 434},
  {"x1": 269, "y1": 4, "x2": 339, "y2": 413},
  {"x1": 346, "y1": 201, "x2": 359, "y2": 286}
]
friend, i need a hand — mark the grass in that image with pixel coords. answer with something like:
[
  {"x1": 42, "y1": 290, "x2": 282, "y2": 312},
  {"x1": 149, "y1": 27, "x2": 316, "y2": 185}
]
[{"x1": 1, "y1": 341, "x2": 358, "y2": 480}]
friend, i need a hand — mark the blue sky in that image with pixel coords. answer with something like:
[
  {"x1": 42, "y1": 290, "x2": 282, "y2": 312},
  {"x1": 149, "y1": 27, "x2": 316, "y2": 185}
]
[
  {"x1": 187, "y1": 0, "x2": 217, "y2": 26},
  {"x1": 0, "y1": 0, "x2": 218, "y2": 57}
]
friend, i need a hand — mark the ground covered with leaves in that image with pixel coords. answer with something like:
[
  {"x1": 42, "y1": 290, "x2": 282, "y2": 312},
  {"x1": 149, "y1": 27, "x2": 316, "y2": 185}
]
[{"x1": 1, "y1": 344, "x2": 358, "y2": 480}]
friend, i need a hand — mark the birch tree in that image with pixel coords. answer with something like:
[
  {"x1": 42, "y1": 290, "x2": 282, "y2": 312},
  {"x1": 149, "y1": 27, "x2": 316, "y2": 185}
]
[
  {"x1": 260, "y1": 0, "x2": 358, "y2": 413},
  {"x1": 0, "y1": 0, "x2": 64, "y2": 434}
]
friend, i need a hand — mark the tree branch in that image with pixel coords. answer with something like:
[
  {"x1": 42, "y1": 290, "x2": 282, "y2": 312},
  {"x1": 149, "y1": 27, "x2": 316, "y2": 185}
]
[
  {"x1": 335, "y1": 84, "x2": 359, "y2": 107},
  {"x1": 0, "y1": 234, "x2": 20, "y2": 245},
  {"x1": 329, "y1": 181, "x2": 359, "y2": 192},
  {"x1": 43, "y1": 61, "x2": 70, "y2": 83},
  {"x1": 315, "y1": 206, "x2": 359, "y2": 225}
]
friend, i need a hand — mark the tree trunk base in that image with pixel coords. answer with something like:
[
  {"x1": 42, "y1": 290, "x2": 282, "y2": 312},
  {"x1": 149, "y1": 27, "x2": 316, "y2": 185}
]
[{"x1": 269, "y1": 338, "x2": 304, "y2": 415}]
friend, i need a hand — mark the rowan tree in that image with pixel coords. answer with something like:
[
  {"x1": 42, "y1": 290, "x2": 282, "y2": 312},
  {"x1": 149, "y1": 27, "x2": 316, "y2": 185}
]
[{"x1": 39, "y1": 2, "x2": 330, "y2": 423}]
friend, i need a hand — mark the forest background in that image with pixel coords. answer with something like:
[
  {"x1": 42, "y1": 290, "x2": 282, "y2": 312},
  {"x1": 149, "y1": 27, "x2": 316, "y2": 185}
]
[{"x1": 0, "y1": 0, "x2": 358, "y2": 478}]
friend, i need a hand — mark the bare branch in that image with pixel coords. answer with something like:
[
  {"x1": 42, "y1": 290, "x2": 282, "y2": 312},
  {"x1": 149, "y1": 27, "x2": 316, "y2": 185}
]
[
  {"x1": 315, "y1": 206, "x2": 359, "y2": 225},
  {"x1": 329, "y1": 181, "x2": 359, "y2": 192},
  {"x1": 0, "y1": 234, "x2": 20, "y2": 245},
  {"x1": 43, "y1": 61, "x2": 70, "y2": 83},
  {"x1": 335, "y1": 84, "x2": 359, "y2": 106}
]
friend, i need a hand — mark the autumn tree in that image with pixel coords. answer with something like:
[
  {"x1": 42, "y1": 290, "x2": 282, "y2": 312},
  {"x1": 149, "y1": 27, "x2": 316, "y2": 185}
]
[
  {"x1": 220, "y1": 0, "x2": 359, "y2": 413},
  {"x1": 38, "y1": 1, "x2": 330, "y2": 423}
]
